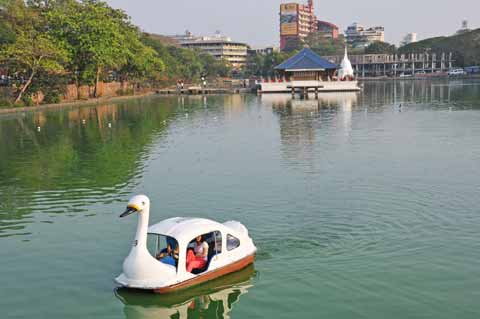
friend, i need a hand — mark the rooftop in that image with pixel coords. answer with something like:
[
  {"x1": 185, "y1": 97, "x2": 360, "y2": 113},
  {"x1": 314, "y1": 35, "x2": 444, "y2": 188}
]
[
  {"x1": 148, "y1": 217, "x2": 230, "y2": 244},
  {"x1": 275, "y1": 48, "x2": 338, "y2": 71},
  {"x1": 317, "y1": 20, "x2": 339, "y2": 30}
]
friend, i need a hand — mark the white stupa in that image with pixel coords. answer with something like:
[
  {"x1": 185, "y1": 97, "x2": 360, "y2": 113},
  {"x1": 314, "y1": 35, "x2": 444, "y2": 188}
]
[{"x1": 338, "y1": 47, "x2": 354, "y2": 80}]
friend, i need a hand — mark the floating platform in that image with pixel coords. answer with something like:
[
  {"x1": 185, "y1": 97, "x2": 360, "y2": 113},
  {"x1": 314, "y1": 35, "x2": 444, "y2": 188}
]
[
  {"x1": 156, "y1": 87, "x2": 248, "y2": 95},
  {"x1": 258, "y1": 80, "x2": 361, "y2": 96}
]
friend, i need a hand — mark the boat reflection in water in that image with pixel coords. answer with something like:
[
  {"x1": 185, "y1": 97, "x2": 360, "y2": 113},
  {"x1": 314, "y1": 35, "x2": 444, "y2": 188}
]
[{"x1": 115, "y1": 265, "x2": 255, "y2": 319}]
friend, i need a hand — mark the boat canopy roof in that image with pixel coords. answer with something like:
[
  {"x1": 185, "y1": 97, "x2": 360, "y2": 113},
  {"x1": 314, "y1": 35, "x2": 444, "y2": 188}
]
[
  {"x1": 275, "y1": 48, "x2": 338, "y2": 71},
  {"x1": 148, "y1": 217, "x2": 231, "y2": 244}
]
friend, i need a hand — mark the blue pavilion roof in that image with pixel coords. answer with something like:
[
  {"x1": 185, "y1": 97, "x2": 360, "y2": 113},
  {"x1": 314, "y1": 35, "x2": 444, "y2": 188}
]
[{"x1": 275, "y1": 48, "x2": 338, "y2": 71}]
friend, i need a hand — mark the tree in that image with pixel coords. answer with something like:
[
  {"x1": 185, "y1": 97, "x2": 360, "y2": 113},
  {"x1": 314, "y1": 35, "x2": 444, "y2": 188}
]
[
  {"x1": 304, "y1": 34, "x2": 348, "y2": 56},
  {"x1": 46, "y1": 0, "x2": 139, "y2": 97},
  {"x1": 1, "y1": 32, "x2": 68, "y2": 103},
  {"x1": 365, "y1": 41, "x2": 397, "y2": 54},
  {"x1": 118, "y1": 32, "x2": 165, "y2": 90},
  {"x1": 283, "y1": 37, "x2": 303, "y2": 52},
  {"x1": 0, "y1": 1, "x2": 69, "y2": 103},
  {"x1": 399, "y1": 29, "x2": 480, "y2": 67},
  {"x1": 198, "y1": 53, "x2": 231, "y2": 78},
  {"x1": 244, "y1": 50, "x2": 298, "y2": 77},
  {"x1": 0, "y1": 20, "x2": 15, "y2": 45},
  {"x1": 142, "y1": 33, "x2": 233, "y2": 83},
  {"x1": 0, "y1": 2, "x2": 15, "y2": 45},
  {"x1": 1, "y1": 0, "x2": 237, "y2": 105}
]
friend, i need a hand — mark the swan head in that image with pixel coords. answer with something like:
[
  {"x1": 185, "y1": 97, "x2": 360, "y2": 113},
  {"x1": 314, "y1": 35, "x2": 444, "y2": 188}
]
[{"x1": 120, "y1": 195, "x2": 150, "y2": 218}]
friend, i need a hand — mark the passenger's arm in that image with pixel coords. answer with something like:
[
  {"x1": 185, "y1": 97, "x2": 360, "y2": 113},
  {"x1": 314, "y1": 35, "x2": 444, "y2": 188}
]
[{"x1": 202, "y1": 242, "x2": 209, "y2": 257}]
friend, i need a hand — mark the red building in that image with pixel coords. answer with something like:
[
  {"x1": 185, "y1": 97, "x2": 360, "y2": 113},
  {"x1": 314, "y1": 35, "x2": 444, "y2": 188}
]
[
  {"x1": 279, "y1": 0, "x2": 317, "y2": 51},
  {"x1": 316, "y1": 20, "x2": 339, "y2": 39}
]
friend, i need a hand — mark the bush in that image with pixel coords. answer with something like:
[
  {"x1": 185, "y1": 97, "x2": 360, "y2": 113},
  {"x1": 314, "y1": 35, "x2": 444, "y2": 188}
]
[
  {"x1": 21, "y1": 95, "x2": 34, "y2": 106},
  {"x1": 116, "y1": 88, "x2": 134, "y2": 96},
  {"x1": 0, "y1": 98, "x2": 13, "y2": 108},
  {"x1": 13, "y1": 100, "x2": 25, "y2": 107},
  {"x1": 43, "y1": 91, "x2": 61, "y2": 104}
]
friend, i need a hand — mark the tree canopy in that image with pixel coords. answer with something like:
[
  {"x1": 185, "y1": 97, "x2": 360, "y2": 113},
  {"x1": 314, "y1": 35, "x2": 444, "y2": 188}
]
[
  {"x1": 244, "y1": 50, "x2": 297, "y2": 77},
  {"x1": 44, "y1": 0, "x2": 164, "y2": 96},
  {"x1": 399, "y1": 29, "x2": 480, "y2": 67},
  {"x1": 142, "y1": 34, "x2": 231, "y2": 81},
  {"x1": 0, "y1": 0, "x2": 69, "y2": 102},
  {"x1": 304, "y1": 34, "x2": 353, "y2": 56},
  {"x1": 0, "y1": 0, "x2": 233, "y2": 106},
  {"x1": 365, "y1": 41, "x2": 397, "y2": 55}
]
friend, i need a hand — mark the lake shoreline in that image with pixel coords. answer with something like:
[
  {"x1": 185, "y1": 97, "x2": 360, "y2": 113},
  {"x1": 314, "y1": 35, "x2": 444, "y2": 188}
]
[
  {"x1": 358, "y1": 74, "x2": 480, "y2": 81},
  {"x1": 0, "y1": 91, "x2": 158, "y2": 115},
  {"x1": 2, "y1": 75, "x2": 479, "y2": 115},
  {"x1": 0, "y1": 90, "x2": 253, "y2": 115}
]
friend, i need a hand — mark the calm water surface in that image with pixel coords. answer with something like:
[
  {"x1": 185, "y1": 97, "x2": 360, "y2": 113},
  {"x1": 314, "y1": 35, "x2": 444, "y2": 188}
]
[{"x1": 1, "y1": 79, "x2": 480, "y2": 319}]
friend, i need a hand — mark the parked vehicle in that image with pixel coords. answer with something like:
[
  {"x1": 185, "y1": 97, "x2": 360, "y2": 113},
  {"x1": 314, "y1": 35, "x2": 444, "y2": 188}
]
[
  {"x1": 0, "y1": 75, "x2": 10, "y2": 86},
  {"x1": 448, "y1": 68, "x2": 466, "y2": 76},
  {"x1": 464, "y1": 66, "x2": 480, "y2": 74}
]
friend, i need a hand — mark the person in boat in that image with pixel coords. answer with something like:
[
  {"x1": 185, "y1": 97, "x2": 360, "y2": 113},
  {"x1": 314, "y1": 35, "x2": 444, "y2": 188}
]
[
  {"x1": 157, "y1": 237, "x2": 179, "y2": 267},
  {"x1": 186, "y1": 235, "x2": 209, "y2": 273}
]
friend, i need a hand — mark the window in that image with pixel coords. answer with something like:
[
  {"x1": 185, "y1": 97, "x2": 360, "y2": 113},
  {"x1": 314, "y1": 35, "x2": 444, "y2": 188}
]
[
  {"x1": 226, "y1": 234, "x2": 240, "y2": 251},
  {"x1": 147, "y1": 234, "x2": 178, "y2": 268},
  {"x1": 186, "y1": 231, "x2": 222, "y2": 274}
]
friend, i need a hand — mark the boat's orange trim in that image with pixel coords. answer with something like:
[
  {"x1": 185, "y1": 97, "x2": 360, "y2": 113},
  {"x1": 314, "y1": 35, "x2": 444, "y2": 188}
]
[{"x1": 153, "y1": 254, "x2": 255, "y2": 294}]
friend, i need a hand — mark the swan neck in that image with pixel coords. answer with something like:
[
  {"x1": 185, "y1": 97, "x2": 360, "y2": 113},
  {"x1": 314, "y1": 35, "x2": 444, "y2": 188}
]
[{"x1": 134, "y1": 205, "x2": 150, "y2": 248}]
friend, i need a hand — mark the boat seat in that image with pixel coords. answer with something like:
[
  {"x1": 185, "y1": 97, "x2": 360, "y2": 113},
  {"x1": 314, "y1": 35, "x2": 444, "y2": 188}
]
[{"x1": 190, "y1": 241, "x2": 218, "y2": 274}]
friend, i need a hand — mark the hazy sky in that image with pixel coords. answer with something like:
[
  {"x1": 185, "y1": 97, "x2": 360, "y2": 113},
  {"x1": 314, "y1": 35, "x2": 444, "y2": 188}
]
[{"x1": 105, "y1": 0, "x2": 479, "y2": 47}]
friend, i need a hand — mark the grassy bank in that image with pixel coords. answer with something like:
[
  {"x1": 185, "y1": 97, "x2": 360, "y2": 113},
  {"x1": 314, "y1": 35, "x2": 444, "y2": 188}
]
[{"x1": 0, "y1": 91, "x2": 157, "y2": 115}]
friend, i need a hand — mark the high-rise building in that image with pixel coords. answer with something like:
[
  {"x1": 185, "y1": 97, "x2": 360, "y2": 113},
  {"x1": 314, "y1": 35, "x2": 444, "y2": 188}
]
[
  {"x1": 279, "y1": 1, "x2": 317, "y2": 51},
  {"x1": 345, "y1": 23, "x2": 385, "y2": 48},
  {"x1": 400, "y1": 33, "x2": 417, "y2": 46}
]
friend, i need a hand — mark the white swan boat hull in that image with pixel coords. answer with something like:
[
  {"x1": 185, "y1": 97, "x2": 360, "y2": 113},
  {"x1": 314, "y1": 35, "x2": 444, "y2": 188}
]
[{"x1": 115, "y1": 197, "x2": 257, "y2": 294}]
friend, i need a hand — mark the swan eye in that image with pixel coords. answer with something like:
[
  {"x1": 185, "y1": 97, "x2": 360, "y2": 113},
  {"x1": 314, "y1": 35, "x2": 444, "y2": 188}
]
[{"x1": 142, "y1": 201, "x2": 145, "y2": 205}]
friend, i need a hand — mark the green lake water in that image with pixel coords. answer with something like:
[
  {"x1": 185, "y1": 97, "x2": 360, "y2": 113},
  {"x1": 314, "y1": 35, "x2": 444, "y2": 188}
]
[{"x1": 1, "y1": 79, "x2": 480, "y2": 319}]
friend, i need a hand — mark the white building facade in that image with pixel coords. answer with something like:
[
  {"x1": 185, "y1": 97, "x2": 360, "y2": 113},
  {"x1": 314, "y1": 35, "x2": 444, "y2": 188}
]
[
  {"x1": 345, "y1": 23, "x2": 385, "y2": 48},
  {"x1": 401, "y1": 33, "x2": 417, "y2": 46},
  {"x1": 172, "y1": 32, "x2": 249, "y2": 70}
]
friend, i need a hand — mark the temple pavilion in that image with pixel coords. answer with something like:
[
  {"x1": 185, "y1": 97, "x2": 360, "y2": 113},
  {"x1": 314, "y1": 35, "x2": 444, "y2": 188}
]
[
  {"x1": 258, "y1": 47, "x2": 360, "y2": 95},
  {"x1": 274, "y1": 48, "x2": 338, "y2": 82}
]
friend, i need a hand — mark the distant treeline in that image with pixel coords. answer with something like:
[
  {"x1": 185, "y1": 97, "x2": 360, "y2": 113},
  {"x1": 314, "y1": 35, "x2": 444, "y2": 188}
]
[
  {"x1": 244, "y1": 34, "x2": 394, "y2": 77},
  {"x1": 245, "y1": 30, "x2": 480, "y2": 77},
  {"x1": 0, "y1": 0, "x2": 231, "y2": 106},
  {"x1": 398, "y1": 29, "x2": 480, "y2": 67}
]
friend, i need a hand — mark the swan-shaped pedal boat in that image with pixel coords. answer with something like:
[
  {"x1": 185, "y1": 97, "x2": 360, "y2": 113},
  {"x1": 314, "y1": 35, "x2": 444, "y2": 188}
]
[{"x1": 115, "y1": 195, "x2": 257, "y2": 293}]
